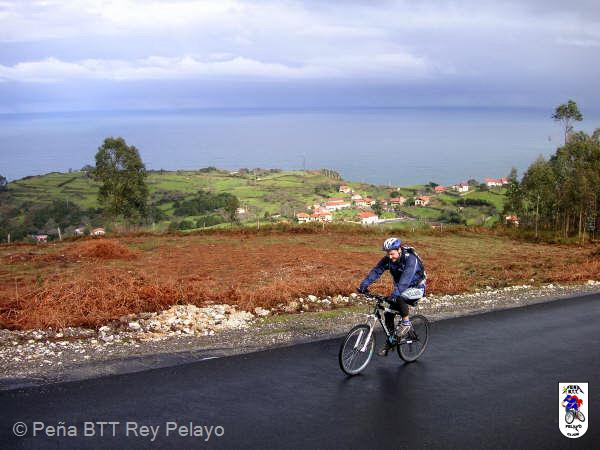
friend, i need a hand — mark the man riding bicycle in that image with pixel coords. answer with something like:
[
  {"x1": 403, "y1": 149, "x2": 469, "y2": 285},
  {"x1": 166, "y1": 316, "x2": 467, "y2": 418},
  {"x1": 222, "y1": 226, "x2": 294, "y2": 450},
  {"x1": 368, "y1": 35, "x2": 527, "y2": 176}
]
[{"x1": 357, "y1": 237, "x2": 427, "y2": 356}]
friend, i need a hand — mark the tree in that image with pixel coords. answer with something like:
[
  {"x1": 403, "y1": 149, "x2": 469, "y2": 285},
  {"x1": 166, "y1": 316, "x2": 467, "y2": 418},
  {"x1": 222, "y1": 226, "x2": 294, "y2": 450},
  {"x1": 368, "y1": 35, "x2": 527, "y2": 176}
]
[
  {"x1": 521, "y1": 156, "x2": 554, "y2": 237},
  {"x1": 503, "y1": 167, "x2": 523, "y2": 216},
  {"x1": 224, "y1": 195, "x2": 240, "y2": 223},
  {"x1": 552, "y1": 100, "x2": 583, "y2": 145},
  {"x1": 0, "y1": 174, "x2": 7, "y2": 191},
  {"x1": 372, "y1": 200, "x2": 383, "y2": 216},
  {"x1": 92, "y1": 137, "x2": 149, "y2": 223}
]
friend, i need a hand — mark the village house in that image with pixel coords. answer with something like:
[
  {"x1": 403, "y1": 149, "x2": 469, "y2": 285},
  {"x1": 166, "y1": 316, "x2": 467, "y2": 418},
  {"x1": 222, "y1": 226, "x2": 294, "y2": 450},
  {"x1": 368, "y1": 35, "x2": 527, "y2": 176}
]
[
  {"x1": 311, "y1": 211, "x2": 333, "y2": 222},
  {"x1": 324, "y1": 198, "x2": 351, "y2": 211},
  {"x1": 351, "y1": 193, "x2": 363, "y2": 201},
  {"x1": 359, "y1": 211, "x2": 379, "y2": 225},
  {"x1": 505, "y1": 215, "x2": 520, "y2": 226},
  {"x1": 451, "y1": 183, "x2": 469, "y2": 193},
  {"x1": 339, "y1": 185, "x2": 352, "y2": 194},
  {"x1": 296, "y1": 213, "x2": 311, "y2": 224},
  {"x1": 387, "y1": 197, "x2": 406, "y2": 207},
  {"x1": 434, "y1": 186, "x2": 446, "y2": 193},
  {"x1": 34, "y1": 234, "x2": 48, "y2": 243},
  {"x1": 236, "y1": 207, "x2": 247, "y2": 215},
  {"x1": 415, "y1": 196, "x2": 431, "y2": 206},
  {"x1": 74, "y1": 227, "x2": 85, "y2": 236},
  {"x1": 354, "y1": 197, "x2": 376, "y2": 208},
  {"x1": 485, "y1": 177, "x2": 509, "y2": 187},
  {"x1": 356, "y1": 197, "x2": 376, "y2": 208},
  {"x1": 90, "y1": 227, "x2": 106, "y2": 237}
]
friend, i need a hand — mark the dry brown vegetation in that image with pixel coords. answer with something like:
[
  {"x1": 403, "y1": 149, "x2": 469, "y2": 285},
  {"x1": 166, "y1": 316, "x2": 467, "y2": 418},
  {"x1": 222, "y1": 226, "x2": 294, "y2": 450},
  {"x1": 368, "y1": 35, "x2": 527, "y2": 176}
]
[{"x1": 1, "y1": 227, "x2": 598, "y2": 330}]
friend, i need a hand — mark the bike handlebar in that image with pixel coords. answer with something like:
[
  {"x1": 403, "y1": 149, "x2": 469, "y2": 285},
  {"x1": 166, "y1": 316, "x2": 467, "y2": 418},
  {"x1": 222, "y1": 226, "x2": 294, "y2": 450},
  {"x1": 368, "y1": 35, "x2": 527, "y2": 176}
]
[{"x1": 361, "y1": 292, "x2": 388, "y2": 302}]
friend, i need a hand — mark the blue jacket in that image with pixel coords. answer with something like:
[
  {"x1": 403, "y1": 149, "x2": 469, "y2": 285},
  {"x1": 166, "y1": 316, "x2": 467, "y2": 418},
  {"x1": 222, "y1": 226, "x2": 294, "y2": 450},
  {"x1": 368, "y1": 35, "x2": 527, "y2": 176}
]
[{"x1": 359, "y1": 248, "x2": 426, "y2": 298}]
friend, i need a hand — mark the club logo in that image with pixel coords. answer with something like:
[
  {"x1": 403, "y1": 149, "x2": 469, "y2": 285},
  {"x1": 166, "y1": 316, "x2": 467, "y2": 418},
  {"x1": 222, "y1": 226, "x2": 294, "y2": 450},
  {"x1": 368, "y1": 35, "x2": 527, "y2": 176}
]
[{"x1": 559, "y1": 383, "x2": 588, "y2": 438}]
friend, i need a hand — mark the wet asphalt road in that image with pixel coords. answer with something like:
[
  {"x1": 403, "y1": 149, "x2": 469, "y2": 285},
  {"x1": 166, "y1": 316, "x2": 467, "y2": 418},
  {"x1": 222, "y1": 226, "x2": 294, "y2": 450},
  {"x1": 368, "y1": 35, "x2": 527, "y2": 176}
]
[{"x1": 1, "y1": 294, "x2": 599, "y2": 449}]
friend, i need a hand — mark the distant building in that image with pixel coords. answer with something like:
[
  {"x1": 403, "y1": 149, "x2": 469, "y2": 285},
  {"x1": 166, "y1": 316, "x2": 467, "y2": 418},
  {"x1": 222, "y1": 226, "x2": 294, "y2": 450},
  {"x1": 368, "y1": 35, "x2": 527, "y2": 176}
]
[
  {"x1": 387, "y1": 197, "x2": 406, "y2": 206},
  {"x1": 74, "y1": 227, "x2": 85, "y2": 236},
  {"x1": 359, "y1": 211, "x2": 379, "y2": 225},
  {"x1": 351, "y1": 193, "x2": 363, "y2": 201},
  {"x1": 364, "y1": 197, "x2": 376, "y2": 206},
  {"x1": 339, "y1": 185, "x2": 352, "y2": 194},
  {"x1": 34, "y1": 234, "x2": 48, "y2": 243},
  {"x1": 485, "y1": 177, "x2": 509, "y2": 187},
  {"x1": 236, "y1": 207, "x2": 247, "y2": 215},
  {"x1": 324, "y1": 198, "x2": 351, "y2": 211},
  {"x1": 434, "y1": 186, "x2": 446, "y2": 193},
  {"x1": 296, "y1": 213, "x2": 311, "y2": 224},
  {"x1": 90, "y1": 227, "x2": 106, "y2": 237},
  {"x1": 415, "y1": 196, "x2": 431, "y2": 206},
  {"x1": 311, "y1": 211, "x2": 333, "y2": 222},
  {"x1": 505, "y1": 215, "x2": 520, "y2": 226},
  {"x1": 452, "y1": 183, "x2": 469, "y2": 193}
]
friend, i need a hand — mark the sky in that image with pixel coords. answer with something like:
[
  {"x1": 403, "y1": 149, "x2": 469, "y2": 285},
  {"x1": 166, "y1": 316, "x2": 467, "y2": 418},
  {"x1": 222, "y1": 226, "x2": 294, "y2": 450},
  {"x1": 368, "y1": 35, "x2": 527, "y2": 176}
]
[{"x1": 0, "y1": 0, "x2": 599, "y2": 113}]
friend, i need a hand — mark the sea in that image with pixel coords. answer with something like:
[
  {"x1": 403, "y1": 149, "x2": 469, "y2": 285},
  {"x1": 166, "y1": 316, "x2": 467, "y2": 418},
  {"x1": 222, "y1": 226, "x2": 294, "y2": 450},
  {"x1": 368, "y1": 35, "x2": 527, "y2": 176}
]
[{"x1": 1, "y1": 107, "x2": 598, "y2": 186}]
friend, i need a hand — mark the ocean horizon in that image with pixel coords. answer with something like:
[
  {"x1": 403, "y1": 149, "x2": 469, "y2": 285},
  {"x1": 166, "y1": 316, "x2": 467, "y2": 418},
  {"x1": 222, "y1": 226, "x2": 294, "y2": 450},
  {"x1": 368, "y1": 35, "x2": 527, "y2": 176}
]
[{"x1": 2, "y1": 106, "x2": 599, "y2": 186}]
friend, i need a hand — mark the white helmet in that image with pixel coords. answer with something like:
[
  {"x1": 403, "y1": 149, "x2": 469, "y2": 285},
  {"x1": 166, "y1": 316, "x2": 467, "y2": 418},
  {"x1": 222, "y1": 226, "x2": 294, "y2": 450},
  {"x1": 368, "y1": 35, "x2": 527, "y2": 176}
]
[{"x1": 382, "y1": 237, "x2": 402, "y2": 251}]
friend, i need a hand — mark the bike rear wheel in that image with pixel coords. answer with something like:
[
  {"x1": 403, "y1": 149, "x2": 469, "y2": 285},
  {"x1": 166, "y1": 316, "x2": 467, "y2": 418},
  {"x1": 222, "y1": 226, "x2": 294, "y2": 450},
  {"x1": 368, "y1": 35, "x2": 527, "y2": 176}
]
[
  {"x1": 339, "y1": 324, "x2": 374, "y2": 375},
  {"x1": 397, "y1": 314, "x2": 430, "y2": 362}
]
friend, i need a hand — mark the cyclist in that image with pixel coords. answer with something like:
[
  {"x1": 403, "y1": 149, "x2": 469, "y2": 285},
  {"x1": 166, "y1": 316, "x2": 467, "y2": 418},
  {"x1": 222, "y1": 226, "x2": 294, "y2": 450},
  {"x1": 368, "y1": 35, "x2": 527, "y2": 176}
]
[
  {"x1": 562, "y1": 394, "x2": 583, "y2": 411},
  {"x1": 357, "y1": 237, "x2": 426, "y2": 356}
]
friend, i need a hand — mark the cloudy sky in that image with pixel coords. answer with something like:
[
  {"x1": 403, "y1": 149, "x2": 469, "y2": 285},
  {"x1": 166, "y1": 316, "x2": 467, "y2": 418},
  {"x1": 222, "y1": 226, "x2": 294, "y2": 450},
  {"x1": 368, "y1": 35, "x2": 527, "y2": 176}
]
[{"x1": 0, "y1": 0, "x2": 599, "y2": 112}]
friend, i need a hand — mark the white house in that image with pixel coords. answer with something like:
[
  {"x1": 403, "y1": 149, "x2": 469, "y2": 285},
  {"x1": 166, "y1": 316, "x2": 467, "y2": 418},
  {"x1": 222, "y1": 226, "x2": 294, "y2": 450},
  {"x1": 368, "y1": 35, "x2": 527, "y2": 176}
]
[
  {"x1": 324, "y1": 198, "x2": 351, "y2": 211},
  {"x1": 296, "y1": 213, "x2": 311, "y2": 223},
  {"x1": 359, "y1": 211, "x2": 379, "y2": 225},
  {"x1": 505, "y1": 215, "x2": 520, "y2": 226},
  {"x1": 90, "y1": 227, "x2": 106, "y2": 237},
  {"x1": 351, "y1": 193, "x2": 363, "y2": 201},
  {"x1": 311, "y1": 211, "x2": 333, "y2": 222},
  {"x1": 34, "y1": 234, "x2": 48, "y2": 243},
  {"x1": 74, "y1": 227, "x2": 85, "y2": 236},
  {"x1": 386, "y1": 197, "x2": 406, "y2": 207},
  {"x1": 415, "y1": 196, "x2": 431, "y2": 206},
  {"x1": 339, "y1": 185, "x2": 352, "y2": 194},
  {"x1": 485, "y1": 177, "x2": 509, "y2": 187},
  {"x1": 452, "y1": 183, "x2": 469, "y2": 193}
]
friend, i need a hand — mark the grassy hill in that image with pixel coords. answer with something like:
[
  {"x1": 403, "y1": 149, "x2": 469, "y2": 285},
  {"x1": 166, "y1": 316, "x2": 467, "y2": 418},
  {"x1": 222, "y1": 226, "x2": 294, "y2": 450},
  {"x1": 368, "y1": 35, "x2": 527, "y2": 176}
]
[{"x1": 1, "y1": 168, "x2": 507, "y2": 239}]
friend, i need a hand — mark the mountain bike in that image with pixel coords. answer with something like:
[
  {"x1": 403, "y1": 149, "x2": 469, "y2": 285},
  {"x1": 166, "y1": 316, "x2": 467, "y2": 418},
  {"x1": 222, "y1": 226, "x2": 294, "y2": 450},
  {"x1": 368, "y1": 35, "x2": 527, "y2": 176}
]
[
  {"x1": 565, "y1": 409, "x2": 585, "y2": 424},
  {"x1": 338, "y1": 293, "x2": 430, "y2": 375}
]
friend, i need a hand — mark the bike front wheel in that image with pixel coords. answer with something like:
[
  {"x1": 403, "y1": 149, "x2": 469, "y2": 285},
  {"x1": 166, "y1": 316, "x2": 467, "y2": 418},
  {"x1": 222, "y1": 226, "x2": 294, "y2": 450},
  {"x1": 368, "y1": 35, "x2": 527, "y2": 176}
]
[
  {"x1": 565, "y1": 410, "x2": 575, "y2": 424},
  {"x1": 397, "y1": 314, "x2": 430, "y2": 362},
  {"x1": 339, "y1": 324, "x2": 374, "y2": 375},
  {"x1": 576, "y1": 411, "x2": 585, "y2": 422}
]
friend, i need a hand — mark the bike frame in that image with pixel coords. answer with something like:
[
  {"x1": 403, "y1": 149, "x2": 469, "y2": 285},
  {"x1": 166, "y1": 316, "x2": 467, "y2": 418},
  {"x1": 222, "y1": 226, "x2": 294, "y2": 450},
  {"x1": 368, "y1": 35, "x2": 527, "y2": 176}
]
[{"x1": 359, "y1": 294, "x2": 401, "y2": 352}]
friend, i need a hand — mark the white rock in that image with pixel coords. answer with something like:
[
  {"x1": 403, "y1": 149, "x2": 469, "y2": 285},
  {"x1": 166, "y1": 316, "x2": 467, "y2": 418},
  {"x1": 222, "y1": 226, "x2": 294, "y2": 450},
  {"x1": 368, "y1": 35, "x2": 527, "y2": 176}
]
[
  {"x1": 128, "y1": 321, "x2": 141, "y2": 331},
  {"x1": 308, "y1": 295, "x2": 318, "y2": 302},
  {"x1": 254, "y1": 307, "x2": 270, "y2": 317}
]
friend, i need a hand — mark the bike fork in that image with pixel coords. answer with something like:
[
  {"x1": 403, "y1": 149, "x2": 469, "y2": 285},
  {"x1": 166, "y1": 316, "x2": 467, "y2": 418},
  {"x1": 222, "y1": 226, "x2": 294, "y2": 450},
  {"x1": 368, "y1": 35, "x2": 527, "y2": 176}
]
[{"x1": 358, "y1": 317, "x2": 376, "y2": 352}]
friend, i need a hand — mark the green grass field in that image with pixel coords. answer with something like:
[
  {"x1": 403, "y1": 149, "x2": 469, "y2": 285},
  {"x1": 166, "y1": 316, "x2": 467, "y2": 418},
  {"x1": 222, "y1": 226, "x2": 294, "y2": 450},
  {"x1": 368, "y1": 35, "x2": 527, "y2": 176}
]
[{"x1": 3, "y1": 169, "x2": 508, "y2": 235}]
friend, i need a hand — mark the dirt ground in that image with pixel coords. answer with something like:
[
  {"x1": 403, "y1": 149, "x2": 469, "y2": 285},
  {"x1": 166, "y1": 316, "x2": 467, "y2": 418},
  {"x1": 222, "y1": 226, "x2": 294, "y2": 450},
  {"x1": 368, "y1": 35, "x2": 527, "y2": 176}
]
[{"x1": 1, "y1": 227, "x2": 599, "y2": 329}]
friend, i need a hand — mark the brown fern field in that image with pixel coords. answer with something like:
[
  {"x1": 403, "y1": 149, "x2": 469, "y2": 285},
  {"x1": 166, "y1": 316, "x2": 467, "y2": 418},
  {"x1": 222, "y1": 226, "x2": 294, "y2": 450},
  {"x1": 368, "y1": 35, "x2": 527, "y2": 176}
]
[{"x1": 1, "y1": 228, "x2": 598, "y2": 330}]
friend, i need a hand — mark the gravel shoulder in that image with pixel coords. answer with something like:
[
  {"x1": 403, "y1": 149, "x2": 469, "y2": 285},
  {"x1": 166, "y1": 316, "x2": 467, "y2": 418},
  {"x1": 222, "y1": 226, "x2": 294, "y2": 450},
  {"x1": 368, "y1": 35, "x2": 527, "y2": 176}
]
[{"x1": 2, "y1": 280, "x2": 600, "y2": 390}]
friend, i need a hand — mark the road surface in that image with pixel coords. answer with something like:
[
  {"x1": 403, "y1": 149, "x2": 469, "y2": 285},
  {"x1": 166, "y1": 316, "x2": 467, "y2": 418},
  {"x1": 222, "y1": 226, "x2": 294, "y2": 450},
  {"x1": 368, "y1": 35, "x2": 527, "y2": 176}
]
[{"x1": 1, "y1": 293, "x2": 598, "y2": 449}]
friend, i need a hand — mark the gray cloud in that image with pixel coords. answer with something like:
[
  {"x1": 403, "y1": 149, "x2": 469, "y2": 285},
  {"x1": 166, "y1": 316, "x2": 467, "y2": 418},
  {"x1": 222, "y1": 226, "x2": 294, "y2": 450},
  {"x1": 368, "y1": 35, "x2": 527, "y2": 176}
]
[{"x1": 0, "y1": 0, "x2": 598, "y2": 111}]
